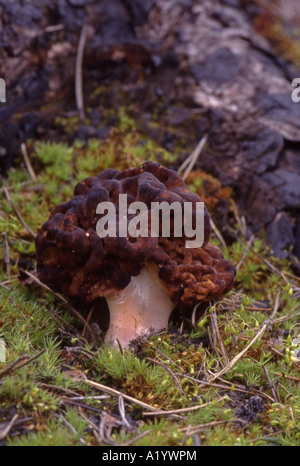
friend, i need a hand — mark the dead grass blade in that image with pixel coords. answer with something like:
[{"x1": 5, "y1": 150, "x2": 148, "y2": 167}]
[
  {"x1": 2, "y1": 186, "x2": 36, "y2": 239},
  {"x1": 208, "y1": 289, "x2": 281, "y2": 383}
]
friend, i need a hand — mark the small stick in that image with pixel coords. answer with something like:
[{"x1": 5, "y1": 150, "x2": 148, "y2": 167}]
[
  {"x1": 255, "y1": 253, "x2": 291, "y2": 287},
  {"x1": 67, "y1": 395, "x2": 109, "y2": 401},
  {"x1": 210, "y1": 217, "x2": 227, "y2": 249},
  {"x1": 182, "y1": 136, "x2": 208, "y2": 181},
  {"x1": 78, "y1": 409, "x2": 103, "y2": 445},
  {"x1": 2, "y1": 187, "x2": 36, "y2": 239},
  {"x1": 118, "y1": 396, "x2": 135, "y2": 430},
  {"x1": 21, "y1": 143, "x2": 37, "y2": 182},
  {"x1": 142, "y1": 395, "x2": 227, "y2": 417},
  {"x1": 179, "y1": 420, "x2": 231, "y2": 434},
  {"x1": 1, "y1": 232, "x2": 10, "y2": 275},
  {"x1": 192, "y1": 433, "x2": 201, "y2": 446},
  {"x1": 122, "y1": 429, "x2": 152, "y2": 446},
  {"x1": 0, "y1": 414, "x2": 19, "y2": 441},
  {"x1": 44, "y1": 304, "x2": 76, "y2": 333},
  {"x1": 39, "y1": 382, "x2": 86, "y2": 398},
  {"x1": 0, "y1": 349, "x2": 46, "y2": 379},
  {"x1": 236, "y1": 234, "x2": 255, "y2": 271},
  {"x1": 177, "y1": 135, "x2": 207, "y2": 180},
  {"x1": 191, "y1": 302, "x2": 201, "y2": 328},
  {"x1": 272, "y1": 372, "x2": 300, "y2": 383},
  {"x1": 61, "y1": 397, "x2": 104, "y2": 414},
  {"x1": 208, "y1": 289, "x2": 281, "y2": 383},
  {"x1": 209, "y1": 309, "x2": 229, "y2": 366},
  {"x1": 180, "y1": 371, "x2": 275, "y2": 402},
  {"x1": 75, "y1": 24, "x2": 87, "y2": 121},
  {"x1": 0, "y1": 282, "x2": 11, "y2": 291},
  {"x1": 282, "y1": 271, "x2": 300, "y2": 282},
  {"x1": 65, "y1": 346, "x2": 95, "y2": 360},
  {"x1": 85, "y1": 379, "x2": 163, "y2": 414},
  {"x1": 270, "y1": 304, "x2": 300, "y2": 325},
  {"x1": 57, "y1": 413, "x2": 86, "y2": 445},
  {"x1": 175, "y1": 372, "x2": 257, "y2": 397},
  {"x1": 263, "y1": 365, "x2": 279, "y2": 404},
  {"x1": 44, "y1": 24, "x2": 65, "y2": 33},
  {"x1": 176, "y1": 373, "x2": 273, "y2": 401}
]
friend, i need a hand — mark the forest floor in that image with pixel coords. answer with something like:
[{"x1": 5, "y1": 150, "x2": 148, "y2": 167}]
[{"x1": 0, "y1": 115, "x2": 299, "y2": 446}]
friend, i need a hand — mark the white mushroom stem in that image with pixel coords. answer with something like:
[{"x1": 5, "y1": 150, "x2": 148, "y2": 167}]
[{"x1": 105, "y1": 262, "x2": 175, "y2": 347}]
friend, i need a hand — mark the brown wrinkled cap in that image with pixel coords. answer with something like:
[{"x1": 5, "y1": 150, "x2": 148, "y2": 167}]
[{"x1": 36, "y1": 161, "x2": 235, "y2": 308}]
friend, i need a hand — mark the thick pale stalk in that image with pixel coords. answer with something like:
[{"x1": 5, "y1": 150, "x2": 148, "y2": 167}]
[{"x1": 105, "y1": 263, "x2": 175, "y2": 347}]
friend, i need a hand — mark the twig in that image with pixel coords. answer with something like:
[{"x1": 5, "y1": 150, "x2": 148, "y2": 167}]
[
  {"x1": 210, "y1": 217, "x2": 227, "y2": 249},
  {"x1": 191, "y1": 302, "x2": 201, "y2": 328},
  {"x1": 244, "y1": 306, "x2": 272, "y2": 312},
  {"x1": 142, "y1": 396, "x2": 228, "y2": 417},
  {"x1": 209, "y1": 309, "x2": 229, "y2": 366},
  {"x1": 282, "y1": 271, "x2": 300, "y2": 282},
  {"x1": 0, "y1": 276, "x2": 17, "y2": 285},
  {"x1": 85, "y1": 379, "x2": 162, "y2": 413},
  {"x1": 21, "y1": 143, "x2": 37, "y2": 182},
  {"x1": 122, "y1": 429, "x2": 152, "y2": 446},
  {"x1": 68, "y1": 395, "x2": 109, "y2": 401},
  {"x1": 61, "y1": 397, "x2": 104, "y2": 414},
  {"x1": 236, "y1": 234, "x2": 255, "y2": 271},
  {"x1": 180, "y1": 420, "x2": 231, "y2": 434},
  {"x1": 0, "y1": 414, "x2": 19, "y2": 441},
  {"x1": 248, "y1": 430, "x2": 285, "y2": 445},
  {"x1": 182, "y1": 424, "x2": 192, "y2": 444},
  {"x1": 75, "y1": 24, "x2": 87, "y2": 120},
  {"x1": 2, "y1": 187, "x2": 36, "y2": 239},
  {"x1": 57, "y1": 413, "x2": 86, "y2": 445},
  {"x1": 270, "y1": 304, "x2": 300, "y2": 325},
  {"x1": 277, "y1": 382, "x2": 290, "y2": 398},
  {"x1": 0, "y1": 349, "x2": 46, "y2": 379},
  {"x1": 65, "y1": 346, "x2": 95, "y2": 360},
  {"x1": 1, "y1": 232, "x2": 10, "y2": 275},
  {"x1": 21, "y1": 269, "x2": 98, "y2": 345},
  {"x1": 0, "y1": 282, "x2": 11, "y2": 291},
  {"x1": 177, "y1": 135, "x2": 208, "y2": 181},
  {"x1": 39, "y1": 382, "x2": 86, "y2": 398},
  {"x1": 263, "y1": 365, "x2": 279, "y2": 404},
  {"x1": 99, "y1": 412, "x2": 121, "y2": 446},
  {"x1": 44, "y1": 304, "x2": 76, "y2": 333},
  {"x1": 82, "y1": 380, "x2": 183, "y2": 421},
  {"x1": 192, "y1": 434, "x2": 201, "y2": 446},
  {"x1": 255, "y1": 252, "x2": 291, "y2": 287},
  {"x1": 77, "y1": 408, "x2": 103, "y2": 445},
  {"x1": 208, "y1": 289, "x2": 281, "y2": 383},
  {"x1": 272, "y1": 372, "x2": 300, "y2": 383},
  {"x1": 174, "y1": 371, "x2": 273, "y2": 400},
  {"x1": 118, "y1": 396, "x2": 136, "y2": 431},
  {"x1": 44, "y1": 24, "x2": 65, "y2": 33}
]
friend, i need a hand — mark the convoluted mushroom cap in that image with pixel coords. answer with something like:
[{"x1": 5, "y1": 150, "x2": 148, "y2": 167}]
[{"x1": 36, "y1": 161, "x2": 235, "y2": 346}]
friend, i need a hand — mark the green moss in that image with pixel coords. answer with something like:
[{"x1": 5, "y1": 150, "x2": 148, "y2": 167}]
[{"x1": 0, "y1": 108, "x2": 299, "y2": 445}]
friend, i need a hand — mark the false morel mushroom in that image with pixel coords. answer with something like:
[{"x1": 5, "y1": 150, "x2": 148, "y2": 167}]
[{"x1": 36, "y1": 162, "x2": 235, "y2": 346}]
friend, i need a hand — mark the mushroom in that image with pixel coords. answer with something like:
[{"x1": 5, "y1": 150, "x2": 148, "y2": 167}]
[{"x1": 36, "y1": 162, "x2": 235, "y2": 347}]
